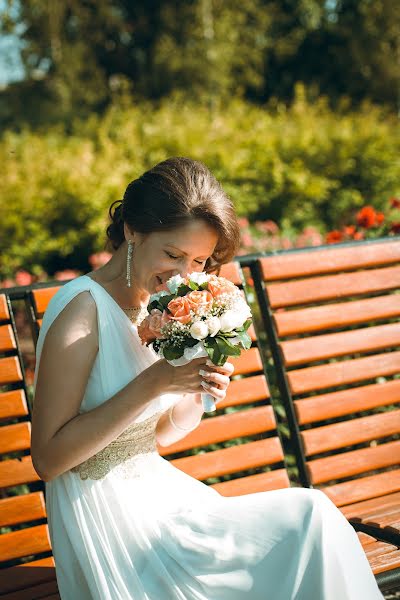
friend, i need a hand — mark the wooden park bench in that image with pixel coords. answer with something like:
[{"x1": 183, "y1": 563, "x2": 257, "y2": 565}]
[{"x1": 0, "y1": 237, "x2": 399, "y2": 597}]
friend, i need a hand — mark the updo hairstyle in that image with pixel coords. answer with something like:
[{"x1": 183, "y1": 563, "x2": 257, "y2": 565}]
[{"x1": 105, "y1": 157, "x2": 240, "y2": 272}]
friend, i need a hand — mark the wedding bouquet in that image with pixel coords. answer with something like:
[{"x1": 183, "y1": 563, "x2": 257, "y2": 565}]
[{"x1": 137, "y1": 272, "x2": 253, "y2": 412}]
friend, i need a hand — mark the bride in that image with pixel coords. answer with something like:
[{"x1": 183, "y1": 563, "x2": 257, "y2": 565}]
[{"x1": 31, "y1": 157, "x2": 384, "y2": 599}]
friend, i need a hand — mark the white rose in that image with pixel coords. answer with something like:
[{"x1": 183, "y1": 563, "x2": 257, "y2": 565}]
[
  {"x1": 189, "y1": 272, "x2": 210, "y2": 286},
  {"x1": 189, "y1": 320, "x2": 209, "y2": 340},
  {"x1": 206, "y1": 316, "x2": 221, "y2": 337},
  {"x1": 166, "y1": 274, "x2": 186, "y2": 294},
  {"x1": 219, "y1": 309, "x2": 241, "y2": 332}
]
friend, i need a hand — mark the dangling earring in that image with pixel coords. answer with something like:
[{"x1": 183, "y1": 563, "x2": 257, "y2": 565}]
[{"x1": 126, "y1": 240, "x2": 134, "y2": 287}]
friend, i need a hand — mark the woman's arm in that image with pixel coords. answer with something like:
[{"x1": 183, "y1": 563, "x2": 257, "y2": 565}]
[
  {"x1": 156, "y1": 393, "x2": 204, "y2": 447},
  {"x1": 31, "y1": 291, "x2": 164, "y2": 482}
]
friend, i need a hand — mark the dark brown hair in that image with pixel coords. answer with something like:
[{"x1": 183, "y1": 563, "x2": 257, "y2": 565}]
[{"x1": 105, "y1": 157, "x2": 240, "y2": 271}]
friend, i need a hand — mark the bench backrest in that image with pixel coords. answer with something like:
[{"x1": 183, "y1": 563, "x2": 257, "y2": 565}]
[
  {"x1": 251, "y1": 238, "x2": 400, "y2": 508},
  {"x1": 0, "y1": 292, "x2": 58, "y2": 596}
]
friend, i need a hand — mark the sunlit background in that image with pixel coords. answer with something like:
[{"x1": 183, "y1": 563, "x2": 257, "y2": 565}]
[{"x1": 0, "y1": 0, "x2": 399, "y2": 288}]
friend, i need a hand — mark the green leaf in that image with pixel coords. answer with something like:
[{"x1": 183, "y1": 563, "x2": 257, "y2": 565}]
[
  {"x1": 235, "y1": 331, "x2": 252, "y2": 349},
  {"x1": 215, "y1": 336, "x2": 241, "y2": 357},
  {"x1": 163, "y1": 345, "x2": 184, "y2": 360},
  {"x1": 177, "y1": 284, "x2": 192, "y2": 296},
  {"x1": 159, "y1": 294, "x2": 175, "y2": 309}
]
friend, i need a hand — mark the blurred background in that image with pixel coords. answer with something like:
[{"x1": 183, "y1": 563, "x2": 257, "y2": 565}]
[{"x1": 0, "y1": 0, "x2": 399, "y2": 287}]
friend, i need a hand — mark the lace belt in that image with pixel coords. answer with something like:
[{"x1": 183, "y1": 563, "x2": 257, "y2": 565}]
[{"x1": 70, "y1": 410, "x2": 164, "y2": 481}]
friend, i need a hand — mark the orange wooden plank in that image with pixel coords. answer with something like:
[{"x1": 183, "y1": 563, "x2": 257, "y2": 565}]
[
  {"x1": 295, "y1": 379, "x2": 400, "y2": 425},
  {"x1": 266, "y1": 265, "x2": 400, "y2": 308},
  {"x1": 158, "y1": 405, "x2": 277, "y2": 455},
  {"x1": 0, "y1": 456, "x2": 41, "y2": 488},
  {"x1": 228, "y1": 347, "x2": 263, "y2": 376},
  {"x1": 307, "y1": 440, "x2": 400, "y2": 484},
  {"x1": 0, "y1": 294, "x2": 10, "y2": 321},
  {"x1": 321, "y1": 469, "x2": 400, "y2": 507},
  {"x1": 0, "y1": 492, "x2": 46, "y2": 528},
  {"x1": 288, "y1": 351, "x2": 400, "y2": 394},
  {"x1": 218, "y1": 262, "x2": 242, "y2": 286},
  {"x1": 211, "y1": 469, "x2": 290, "y2": 496},
  {"x1": 31, "y1": 286, "x2": 61, "y2": 317},
  {"x1": 259, "y1": 240, "x2": 400, "y2": 281},
  {"x1": 0, "y1": 390, "x2": 29, "y2": 421},
  {"x1": 0, "y1": 524, "x2": 52, "y2": 562},
  {"x1": 0, "y1": 356, "x2": 23, "y2": 386},
  {"x1": 219, "y1": 374, "x2": 270, "y2": 408},
  {"x1": 0, "y1": 324, "x2": 16, "y2": 352},
  {"x1": 171, "y1": 437, "x2": 284, "y2": 480},
  {"x1": 0, "y1": 422, "x2": 31, "y2": 454},
  {"x1": 341, "y1": 492, "x2": 400, "y2": 519},
  {"x1": 274, "y1": 294, "x2": 400, "y2": 336},
  {"x1": 281, "y1": 323, "x2": 400, "y2": 367},
  {"x1": 301, "y1": 410, "x2": 400, "y2": 456}
]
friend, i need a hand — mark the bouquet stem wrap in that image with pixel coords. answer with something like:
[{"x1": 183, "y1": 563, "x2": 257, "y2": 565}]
[{"x1": 163, "y1": 342, "x2": 216, "y2": 413}]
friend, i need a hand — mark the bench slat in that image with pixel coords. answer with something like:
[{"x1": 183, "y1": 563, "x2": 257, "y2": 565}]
[
  {"x1": 267, "y1": 265, "x2": 400, "y2": 308},
  {"x1": 218, "y1": 262, "x2": 242, "y2": 285},
  {"x1": 281, "y1": 323, "x2": 400, "y2": 367},
  {"x1": 0, "y1": 324, "x2": 17, "y2": 352},
  {"x1": 158, "y1": 405, "x2": 277, "y2": 455},
  {"x1": 259, "y1": 240, "x2": 400, "y2": 281},
  {"x1": 0, "y1": 556, "x2": 56, "y2": 595},
  {"x1": 288, "y1": 351, "x2": 400, "y2": 394},
  {"x1": 307, "y1": 440, "x2": 400, "y2": 484},
  {"x1": 171, "y1": 437, "x2": 284, "y2": 480},
  {"x1": 274, "y1": 294, "x2": 400, "y2": 336},
  {"x1": 30, "y1": 287, "x2": 61, "y2": 317},
  {"x1": 0, "y1": 356, "x2": 23, "y2": 385},
  {"x1": 0, "y1": 524, "x2": 52, "y2": 562},
  {"x1": 295, "y1": 379, "x2": 400, "y2": 425},
  {"x1": 211, "y1": 469, "x2": 290, "y2": 496},
  {"x1": 221, "y1": 374, "x2": 270, "y2": 407},
  {"x1": 368, "y1": 549, "x2": 400, "y2": 575},
  {"x1": 0, "y1": 295, "x2": 10, "y2": 321},
  {"x1": 228, "y1": 347, "x2": 263, "y2": 376},
  {"x1": 0, "y1": 390, "x2": 29, "y2": 420},
  {"x1": 341, "y1": 492, "x2": 400, "y2": 519},
  {"x1": 0, "y1": 456, "x2": 40, "y2": 488},
  {"x1": 301, "y1": 410, "x2": 400, "y2": 456},
  {"x1": 322, "y1": 469, "x2": 400, "y2": 507},
  {"x1": 0, "y1": 421, "x2": 31, "y2": 454},
  {"x1": 0, "y1": 492, "x2": 46, "y2": 527}
]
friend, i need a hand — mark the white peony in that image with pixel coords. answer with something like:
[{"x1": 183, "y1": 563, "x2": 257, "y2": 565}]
[
  {"x1": 166, "y1": 274, "x2": 186, "y2": 294},
  {"x1": 206, "y1": 316, "x2": 221, "y2": 337},
  {"x1": 189, "y1": 320, "x2": 209, "y2": 340},
  {"x1": 219, "y1": 305, "x2": 251, "y2": 332},
  {"x1": 189, "y1": 272, "x2": 210, "y2": 286}
]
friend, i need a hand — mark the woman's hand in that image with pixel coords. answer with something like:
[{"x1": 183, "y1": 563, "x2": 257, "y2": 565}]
[
  {"x1": 196, "y1": 359, "x2": 235, "y2": 404},
  {"x1": 148, "y1": 357, "x2": 234, "y2": 399}
]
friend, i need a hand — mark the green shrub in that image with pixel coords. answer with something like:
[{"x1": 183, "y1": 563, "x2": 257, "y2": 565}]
[{"x1": 1, "y1": 85, "x2": 399, "y2": 279}]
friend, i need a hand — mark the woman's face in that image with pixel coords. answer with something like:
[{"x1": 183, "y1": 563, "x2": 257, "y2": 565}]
[{"x1": 128, "y1": 219, "x2": 219, "y2": 294}]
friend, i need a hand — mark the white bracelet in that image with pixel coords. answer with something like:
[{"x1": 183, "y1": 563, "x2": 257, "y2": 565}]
[{"x1": 168, "y1": 405, "x2": 202, "y2": 432}]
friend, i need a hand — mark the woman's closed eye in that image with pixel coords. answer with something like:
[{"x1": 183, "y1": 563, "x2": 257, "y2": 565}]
[{"x1": 165, "y1": 251, "x2": 204, "y2": 265}]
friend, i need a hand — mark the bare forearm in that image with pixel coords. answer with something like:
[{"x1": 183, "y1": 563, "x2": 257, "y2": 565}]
[
  {"x1": 36, "y1": 369, "x2": 163, "y2": 481},
  {"x1": 156, "y1": 393, "x2": 204, "y2": 447}
]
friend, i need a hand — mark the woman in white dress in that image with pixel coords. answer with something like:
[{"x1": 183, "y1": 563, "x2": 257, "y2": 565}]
[{"x1": 32, "y1": 157, "x2": 384, "y2": 599}]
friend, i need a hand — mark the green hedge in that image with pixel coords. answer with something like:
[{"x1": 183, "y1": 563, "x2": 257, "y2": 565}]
[{"x1": 1, "y1": 85, "x2": 399, "y2": 279}]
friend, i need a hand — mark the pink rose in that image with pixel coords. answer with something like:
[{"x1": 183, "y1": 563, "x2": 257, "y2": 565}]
[
  {"x1": 167, "y1": 296, "x2": 192, "y2": 324},
  {"x1": 186, "y1": 290, "x2": 213, "y2": 313}
]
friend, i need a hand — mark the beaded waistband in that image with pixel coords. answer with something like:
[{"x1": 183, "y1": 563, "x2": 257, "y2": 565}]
[{"x1": 70, "y1": 410, "x2": 164, "y2": 481}]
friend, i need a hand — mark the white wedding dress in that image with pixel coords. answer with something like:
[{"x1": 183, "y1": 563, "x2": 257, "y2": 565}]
[{"x1": 33, "y1": 275, "x2": 384, "y2": 600}]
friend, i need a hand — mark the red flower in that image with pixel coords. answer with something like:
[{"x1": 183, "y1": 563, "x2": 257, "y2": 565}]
[
  {"x1": 353, "y1": 231, "x2": 365, "y2": 240},
  {"x1": 326, "y1": 230, "x2": 343, "y2": 244},
  {"x1": 390, "y1": 222, "x2": 400, "y2": 234},
  {"x1": 343, "y1": 225, "x2": 356, "y2": 236},
  {"x1": 375, "y1": 212, "x2": 385, "y2": 225},
  {"x1": 389, "y1": 197, "x2": 400, "y2": 209},
  {"x1": 356, "y1": 206, "x2": 377, "y2": 228}
]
